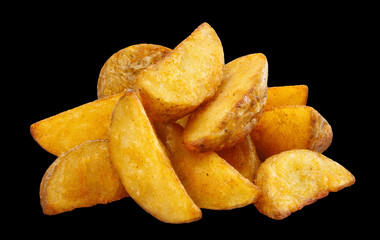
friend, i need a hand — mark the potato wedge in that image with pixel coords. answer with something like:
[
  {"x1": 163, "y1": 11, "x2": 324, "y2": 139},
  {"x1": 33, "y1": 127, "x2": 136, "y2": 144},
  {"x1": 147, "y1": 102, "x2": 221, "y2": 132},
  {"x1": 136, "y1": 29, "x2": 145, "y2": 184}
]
[
  {"x1": 183, "y1": 53, "x2": 268, "y2": 152},
  {"x1": 254, "y1": 149, "x2": 355, "y2": 220},
  {"x1": 108, "y1": 90, "x2": 201, "y2": 223},
  {"x1": 97, "y1": 44, "x2": 171, "y2": 99},
  {"x1": 137, "y1": 22, "x2": 224, "y2": 122},
  {"x1": 40, "y1": 140, "x2": 128, "y2": 215},
  {"x1": 31, "y1": 93, "x2": 122, "y2": 156},
  {"x1": 250, "y1": 106, "x2": 332, "y2": 160},
  {"x1": 264, "y1": 85, "x2": 308, "y2": 110},
  {"x1": 155, "y1": 123, "x2": 260, "y2": 210},
  {"x1": 216, "y1": 135, "x2": 261, "y2": 182}
]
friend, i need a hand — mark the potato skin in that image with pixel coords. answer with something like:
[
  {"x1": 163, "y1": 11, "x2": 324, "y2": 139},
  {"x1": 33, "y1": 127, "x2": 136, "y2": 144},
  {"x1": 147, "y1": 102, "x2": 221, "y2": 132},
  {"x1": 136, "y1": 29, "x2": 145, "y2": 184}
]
[
  {"x1": 309, "y1": 109, "x2": 333, "y2": 153},
  {"x1": 186, "y1": 91, "x2": 266, "y2": 153},
  {"x1": 184, "y1": 53, "x2": 268, "y2": 152}
]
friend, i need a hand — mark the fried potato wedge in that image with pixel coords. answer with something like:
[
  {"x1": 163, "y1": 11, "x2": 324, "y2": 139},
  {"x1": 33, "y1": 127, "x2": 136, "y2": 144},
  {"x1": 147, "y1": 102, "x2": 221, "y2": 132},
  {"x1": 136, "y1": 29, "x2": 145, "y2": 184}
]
[
  {"x1": 137, "y1": 22, "x2": 224, "y2": 122},
  {"x1": 40, "y1": 140, "x2": 128, "y2": 215},
  {"x1": 264, "y1": 85, "x2": 308, "y2": 111},
  {"x1": 31, "y1": 93, "x2": 122, "y2": 156},
  {"x1": 216, "y1": 135, "x2": 261, "y2": 182},
  {"x1": 254, "y1": 149, "x2": 355, "y2": 220},
  {"x1": 183, "y1": 53, "x2": 268, "y2": 152},
  {"x1": 97, "y1": 44, "x2": 171, "y2": 99},
  {"x1": 108, "y1": 90, "x2": 201, "y2": 223},
  {"x1": 155, "y1": 123, "x2": 260, "y2": 210},
  {"x1": 250, "y1": 106, "x2": 332, "y2": 160}
]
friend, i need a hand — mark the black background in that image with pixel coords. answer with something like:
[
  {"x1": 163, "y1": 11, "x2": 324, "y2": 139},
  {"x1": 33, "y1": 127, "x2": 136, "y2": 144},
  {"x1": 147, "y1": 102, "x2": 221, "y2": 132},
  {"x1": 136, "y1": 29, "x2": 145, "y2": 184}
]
[{"x1": 11, "y1": 2, "x2": 373, "y2": 238}]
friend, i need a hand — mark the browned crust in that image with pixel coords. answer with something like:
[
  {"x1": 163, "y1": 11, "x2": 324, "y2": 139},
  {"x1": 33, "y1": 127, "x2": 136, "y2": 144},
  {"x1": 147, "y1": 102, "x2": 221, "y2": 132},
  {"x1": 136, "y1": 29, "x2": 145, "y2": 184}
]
[
  {"x1": 40, "y1": 156, "x2": 60, "y2": 215},
  {"x1": 255, "y1": 178, "x2": 354, "y2": 220},
  {"x1": 255, "y1": 190, "x2": 331, "y2": 220}
]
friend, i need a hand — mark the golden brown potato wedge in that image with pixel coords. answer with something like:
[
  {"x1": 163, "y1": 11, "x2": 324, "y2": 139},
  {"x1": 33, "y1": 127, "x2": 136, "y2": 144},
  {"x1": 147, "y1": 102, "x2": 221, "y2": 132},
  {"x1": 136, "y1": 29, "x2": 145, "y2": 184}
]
[
  {"x1": 155, "y1": 123, "x2": 261, "y2": 210},
  {"x1": 108, "y1": 90, "x2": 201, "y2": 223},
  {"x1": 97, "y1": 44, "x2": 171, "y2": 99},
  {"x1": 183, "y1": 53, "x2": 268, "y2": 152},
  {"x1": 254, "y1": 149, "x2": 355, "y2": 220},
  {"x1": 216, "y1": 135, "x2": 261, "y2": 182},
  {"x1": 31, "y1": 93, "x2": 122, "y2": 156},
  {"x1": 137, "y1": 22, "x2": 224, "y2": 122},
  {"x1": 40, "y1": 140, "x2": 128, "y2": 215},
  {"x1": 264, "y1": 85, "x2": 308, "y2": 111},
  {"x1": 250, "y1": 106, "x2": 332, "y2": 160}
]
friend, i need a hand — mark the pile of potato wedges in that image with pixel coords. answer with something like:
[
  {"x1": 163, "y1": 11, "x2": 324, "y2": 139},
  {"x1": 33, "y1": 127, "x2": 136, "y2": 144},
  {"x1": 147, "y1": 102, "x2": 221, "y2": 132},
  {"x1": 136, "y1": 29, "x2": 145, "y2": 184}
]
[{"x1": 31, "y1": 22, "x2": 355, "y2": 223}]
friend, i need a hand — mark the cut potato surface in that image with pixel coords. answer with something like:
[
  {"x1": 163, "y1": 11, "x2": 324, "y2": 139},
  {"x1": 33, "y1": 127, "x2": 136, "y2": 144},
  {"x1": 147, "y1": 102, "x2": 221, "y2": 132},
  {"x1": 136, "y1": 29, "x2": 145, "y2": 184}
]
[
  {"x1": 97, "y1": 44, "x2": 171, "y2": 99},
  {"x1": 184, "y1": 53, "x2": 268, "y2": 152},
  {"x1": 108, "y1": 90, "x2": 201, "y2": 223},
  {"x1": 40, "y1": 140, "x2": 128, "y2": 215},
  {"x1": 254, "y1": 149, "x2": 355, "y2": 220},
  {"x1": 250, "y1": 105, "x2": 332, "y2": 160},
  {"x1": 155, "y1": 123, "x2": 260, "y2": 210},
  {"x1": 137, "y1": 22, "x2": 224, "y2": 122},
  {"x1": 31, "y1": 93, "x2": 122, "y2": 156},
  {"x1": 264, "y1": 85, "x2": 308, "y2": 110}
]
